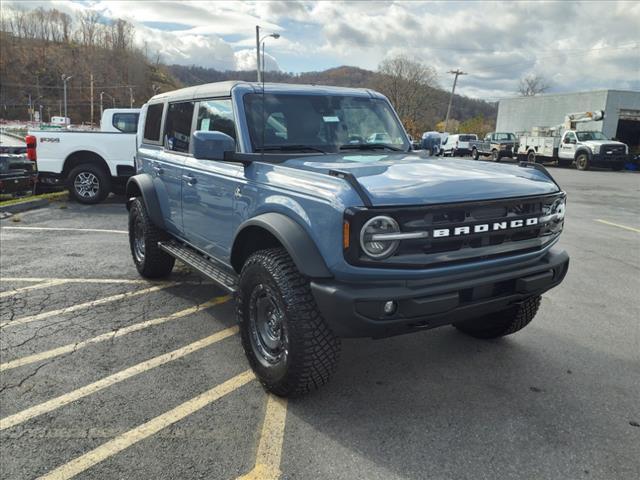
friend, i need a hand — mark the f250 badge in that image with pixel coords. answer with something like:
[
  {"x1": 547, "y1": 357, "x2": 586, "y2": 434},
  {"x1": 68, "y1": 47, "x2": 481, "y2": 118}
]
[
  {"x1": 432, "y1": 217, "x2": 539, "y2": 238},
  {"x1": 40, "y1": 137, "x2": 60, "y2": 143}
]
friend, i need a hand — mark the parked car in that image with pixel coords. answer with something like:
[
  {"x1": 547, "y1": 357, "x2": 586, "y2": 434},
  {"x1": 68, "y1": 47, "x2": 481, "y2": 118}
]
[
  {"x1": 367, "y1": 132, "x2": 392, "y2": 144},
  {"x1": 0, "y1": 144, "x2": 37, "y2": 197},
  {"x1": 469, "y1": 132, "x2": 518, "y2": 161},
  {"x1": 28, "y1": 108, "x2": 140, "y2": 203},
  {"x1": 127, "y1": 81, "x2": 569, "y2": 397},
  {"x1": 440, "y1": 133, "x2": 478, "y2": 157}
]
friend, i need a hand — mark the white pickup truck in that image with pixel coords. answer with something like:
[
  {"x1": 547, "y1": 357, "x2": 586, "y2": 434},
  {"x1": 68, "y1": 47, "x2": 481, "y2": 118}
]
[
  {"x1": 29, "y1": 108, "x2": 140, "y2": 203},
  {"x1": 517, "y1": 111, "x2": 629, "y2": 171}
]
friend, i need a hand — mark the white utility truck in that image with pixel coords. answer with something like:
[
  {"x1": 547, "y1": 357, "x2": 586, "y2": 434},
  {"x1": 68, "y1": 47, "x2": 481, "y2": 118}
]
[
  {"x1": 517, "y1": 111, "x2": 629, "y2": 171},
  {"x1": 28, "y1": 108, "x2": 140, "y2": 203}
]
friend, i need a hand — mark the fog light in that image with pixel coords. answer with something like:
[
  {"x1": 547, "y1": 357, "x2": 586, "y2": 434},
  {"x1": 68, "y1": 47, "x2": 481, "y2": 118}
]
[{"x1": 383, "y1": 300, "x2": 396, "y2": 315}]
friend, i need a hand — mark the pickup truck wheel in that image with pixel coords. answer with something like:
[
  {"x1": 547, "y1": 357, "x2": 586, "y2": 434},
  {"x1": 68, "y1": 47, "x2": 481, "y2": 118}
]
[
  {"x1": 237, "y1": 248, "x2": 340, "y2": 397},
  {"x1": 491, "y1": 149, "x2": 500, "y2": 162},
  {"x1": 68, "y1": 164, "x2": 110, "y2": 204},
  {"x1": 128, "y1": 197, "x2": 175, "y2": 278},
  {"x1": 454, "y1": 295, "x2": 541, "y2": 339},
  {"x1": 472, "y1": 148, "x2": 479, "y2": 160},
  {"x1": 527, "y1": 151, "x2": 536, "y2": 163},
  {"x1": 575, "y1": 153, "x2": 590, "y2": 171}
]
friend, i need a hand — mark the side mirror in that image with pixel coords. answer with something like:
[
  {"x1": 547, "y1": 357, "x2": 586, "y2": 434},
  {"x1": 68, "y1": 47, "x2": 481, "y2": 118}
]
[{"x1": 192, "y1": 130, "x2": 236, "y2": 161}]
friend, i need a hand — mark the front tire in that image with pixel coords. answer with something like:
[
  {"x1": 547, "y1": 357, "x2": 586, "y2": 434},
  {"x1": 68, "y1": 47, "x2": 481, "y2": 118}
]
[
  {"x1": 575, "y1": 152, "x2": 590, "y2": 171},
  {"x1": 237, "y1": 248, "x2": 340, "y2": 397},
  {"x1": 472, "y1": 148, "x2": 479, "y2": 160},
  {"x1": 128, "y1": 198, "x2": 175, "y2": 278},
  {"x1": 491, "y1": 149, "x2": 500, "y2": 162},
  {"x1": 454, "y1": 296, "x2": 541, "y2": 339},
  {"x1": 68, "y1": 164, "x2": 111, "y2": 204}
]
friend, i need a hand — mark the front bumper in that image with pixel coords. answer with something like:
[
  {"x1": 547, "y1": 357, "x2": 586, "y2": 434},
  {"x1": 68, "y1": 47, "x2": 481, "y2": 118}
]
[
  {"x1": 311, "y1": 248, "x2": 569, "y2": 338},
  {"x1": 591, "y1": 153, "x2": 628, "y2": 165}
]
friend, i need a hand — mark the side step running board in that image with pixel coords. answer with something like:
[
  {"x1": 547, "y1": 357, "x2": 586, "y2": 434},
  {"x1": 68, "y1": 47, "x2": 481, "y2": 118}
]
[{"x1": 158, "y1": 240, "x2": 238, "y2": 292}]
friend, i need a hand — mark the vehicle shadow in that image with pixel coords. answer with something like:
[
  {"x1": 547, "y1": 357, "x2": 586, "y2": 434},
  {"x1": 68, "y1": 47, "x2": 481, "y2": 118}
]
[{"x1": 285, "y1": 326, "x2": 640, "y2": 479}]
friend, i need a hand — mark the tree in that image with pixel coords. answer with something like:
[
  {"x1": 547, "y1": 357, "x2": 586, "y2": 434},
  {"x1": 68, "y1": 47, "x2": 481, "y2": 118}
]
[
  {"x1": 375, "y1": 55, "x2": 438, "y2": 136},
  {"x1": 518, "y1": 74, "x2": 550, "y2": 96}
]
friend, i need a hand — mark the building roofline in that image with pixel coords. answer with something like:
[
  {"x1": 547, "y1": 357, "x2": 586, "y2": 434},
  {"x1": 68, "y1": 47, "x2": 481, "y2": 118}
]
[{"x1": 498, "y1": 89, "x2": 640, "y2": 103}]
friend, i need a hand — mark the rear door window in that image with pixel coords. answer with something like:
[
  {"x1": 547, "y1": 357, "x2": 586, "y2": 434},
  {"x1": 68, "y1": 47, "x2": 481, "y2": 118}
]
[
  {"x1": 164, "y1": 102, "x2": 195, "y2": 153},
  {"x1": 143, "y1": 103, "x2": 164, "y2": 143}
]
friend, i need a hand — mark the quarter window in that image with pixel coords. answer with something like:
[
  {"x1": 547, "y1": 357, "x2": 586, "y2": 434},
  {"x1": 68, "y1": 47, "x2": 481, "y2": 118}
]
[
  {"x1": 143, "y1": 103, "x2": 164, "y2": 142},
  {"x1": 112, "y1": 112, "x2": 139, "y2": 133},
  {"x1": 164, "y1": 102, "x2": 195, "y2": 153},
  {"x1": 196, "y1": 99, "x2": 236, "y2": 140}
]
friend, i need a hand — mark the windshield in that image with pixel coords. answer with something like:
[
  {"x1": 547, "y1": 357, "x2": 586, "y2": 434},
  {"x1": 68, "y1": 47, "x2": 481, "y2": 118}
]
[
  {"x1": 576, "y1": 131, "x2": 608, "y2": 141},
  {"x1": 243, "y1": 93, "x2": 409, "y2": 154},
  {"x1": 494, "y1": 132, "x2": 516, "y2": 141}
]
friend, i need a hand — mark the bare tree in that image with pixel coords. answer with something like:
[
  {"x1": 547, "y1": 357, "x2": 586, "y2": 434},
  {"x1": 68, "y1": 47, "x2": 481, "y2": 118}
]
[
  {"x1": 375, "y1": 55, "x2": 438, "y2": 135},
  {"x1": 78, "y1": 10, "x2": 100, "y2": 47},
  {"x1": 518, "y1": 74, "x2": 550, "y2": 96}
]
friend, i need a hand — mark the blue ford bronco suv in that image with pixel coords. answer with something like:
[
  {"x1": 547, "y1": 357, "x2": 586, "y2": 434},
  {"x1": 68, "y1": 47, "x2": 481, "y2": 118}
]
[{"x1": 127, "y1": 81, "x2": 569, "y2": 397}]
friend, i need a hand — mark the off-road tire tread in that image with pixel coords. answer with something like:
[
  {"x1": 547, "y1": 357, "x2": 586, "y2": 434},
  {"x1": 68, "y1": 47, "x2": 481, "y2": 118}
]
[
  {"x1": 454, "y1": 295, "x2": 541, "y2": 339},
  {"x1": 129, "y1": 197, "x2": 174, "y2": 278},
  {"x1": 237, "y1": 248, "x2": 340, "y2": 397},
  {"x1": 68, "y1": 163, "x2": 111, "y2": 204}
]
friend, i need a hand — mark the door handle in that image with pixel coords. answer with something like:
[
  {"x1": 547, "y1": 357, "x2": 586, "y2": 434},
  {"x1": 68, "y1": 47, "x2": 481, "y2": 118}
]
[
  {"x1": 152, "y1": 165, "x2": 164, "y2": 175},
  {"x1": 182, "y1": 174, "x2": 197, "y2": 186}
]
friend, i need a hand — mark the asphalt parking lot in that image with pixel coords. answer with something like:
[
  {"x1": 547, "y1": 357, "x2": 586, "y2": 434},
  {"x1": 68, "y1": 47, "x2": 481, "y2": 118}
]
[{"x1": 1, "y1": 167, "x2": 639, "y2": 480}]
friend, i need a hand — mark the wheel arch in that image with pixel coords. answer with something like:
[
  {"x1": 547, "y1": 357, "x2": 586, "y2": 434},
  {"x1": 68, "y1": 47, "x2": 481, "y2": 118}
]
[
  {"x1": 62, "y1": 151, "x2": 109, "y2": 179},
  {"x1": 231, "y1": 213, "x2": 332, "y2": 279},
  {"x1": 125, "y1": 174, "x2": 166, "y2": 230},
  {"x1": 574, "y1": 147, "x2": 592, "y2": 161}
]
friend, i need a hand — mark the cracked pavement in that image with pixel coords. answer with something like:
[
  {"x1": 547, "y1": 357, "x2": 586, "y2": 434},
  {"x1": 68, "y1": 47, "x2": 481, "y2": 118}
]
[{"x1": 1, "y1": 169, "x2": 639, "y2": 480}]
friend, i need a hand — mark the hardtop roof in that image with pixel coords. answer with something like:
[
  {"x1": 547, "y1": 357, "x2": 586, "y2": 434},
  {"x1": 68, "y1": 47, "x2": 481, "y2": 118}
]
[{"x1": 147, "y1": 81, "x2": 382, "y2": 104}]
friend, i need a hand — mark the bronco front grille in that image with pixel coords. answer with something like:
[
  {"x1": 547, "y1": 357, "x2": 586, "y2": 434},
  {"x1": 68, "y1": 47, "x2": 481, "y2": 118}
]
[{"x1": 344, "y1": 193, "x2": 564, "y2": 269}]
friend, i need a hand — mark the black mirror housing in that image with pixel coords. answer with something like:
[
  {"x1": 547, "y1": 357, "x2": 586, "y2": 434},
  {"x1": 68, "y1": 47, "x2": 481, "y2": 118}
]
[{"x1": 192, "y1": 130, "x2": 236, "y2": 161}]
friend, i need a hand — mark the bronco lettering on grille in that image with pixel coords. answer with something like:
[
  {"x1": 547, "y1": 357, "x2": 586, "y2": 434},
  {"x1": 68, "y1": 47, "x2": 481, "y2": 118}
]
[{"x1": 432, "y1": 217, "x2": 538, "y2": 238}]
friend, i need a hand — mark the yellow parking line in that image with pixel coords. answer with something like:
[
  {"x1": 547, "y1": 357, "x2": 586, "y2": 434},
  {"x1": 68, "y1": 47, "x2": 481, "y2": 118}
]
[
  {"x1": 0, "y1": 295, "x2": 230, "y2": 372},
  {"x1": 237, "y1": 395, "x2": 288, "y2": 480},
  {"x1": 0, "y1": 279, "x2": 69, "y2": 299},
  {"x1": 0, "y1": 284, "x2": 175, "y2": 329},
  {"x1": 36, "y1": 370, "x2": 255, "y2": 480},
  {"x1": 595, "y1": 219, "x2": 640, "y2": 233},
  {"x1": 0, "y1": 326, "x2": 239, "y2": 430}
]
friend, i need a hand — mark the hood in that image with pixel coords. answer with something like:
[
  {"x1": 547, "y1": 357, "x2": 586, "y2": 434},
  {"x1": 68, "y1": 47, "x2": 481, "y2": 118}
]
[
  {"x1": 580, "y1": 140, "x2": 626, "y2": 147},
  {"x1": 282, "y1": 153, "x2": 559, "y2": 206}
]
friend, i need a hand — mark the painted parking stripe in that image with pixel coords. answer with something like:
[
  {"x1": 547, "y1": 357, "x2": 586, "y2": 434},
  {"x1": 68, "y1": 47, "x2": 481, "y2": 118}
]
[
  {"x1": 36, "y1": 370, "x2": 255, "y2": 480},
  {"x1": 0, "y1": 326, "x2": 239, "y2": 430},
  {"x1": 0, "y1": 279, "x2": 69, "y2": 299},
  {"x1": 0, "y1": 226, "x2": 127, "y2": 234},
  {"x1": 237, "y1": 394, "x2": 288, "y2": 480},
  {"x1": 0, "y1": 295, "x2": 231, "y2": 372},
  {"x1": 594, "y1": 219, "x2": 640, "y2": 233},
  {"x1": 0, "y1": 277, "x2": 152, "y2": 284},
  {"x1": 0, "y1": 284, "x2": 175, "y2": 329}
]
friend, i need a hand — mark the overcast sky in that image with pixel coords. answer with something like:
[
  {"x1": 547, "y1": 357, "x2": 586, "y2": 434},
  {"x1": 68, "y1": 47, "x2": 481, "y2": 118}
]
[{"x1": 6, "y1": 0, "x2": 640, "y2": 101}]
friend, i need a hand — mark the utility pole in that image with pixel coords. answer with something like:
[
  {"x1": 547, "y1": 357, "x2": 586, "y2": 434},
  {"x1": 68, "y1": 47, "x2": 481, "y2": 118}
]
[
  {"x1": 61, "y1": 74, "x2": 72, "y2": 122},
  {"x1": 444, "y1": 69, "x2": 467, "y2": 132},
  {"x1": 90, "y1": 73, "x2": 94, "y2": 127},
  {"x1": 129, "y1": 87, "x2": 134, "y2": 108},
  {"x1": 100, "y1": 91, "x2": 104, "y2": 119},
  {"x1": 256, "y1": 25, "x2": 261, "y2": 82},
  {"x1": 28, "y1": 94, "x2": 33, "y2": 122}
]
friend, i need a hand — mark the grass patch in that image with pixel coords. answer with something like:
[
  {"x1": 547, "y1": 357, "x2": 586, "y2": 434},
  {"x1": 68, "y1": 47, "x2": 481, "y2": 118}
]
[{"x1": 0, "y1": 190, "x2": 68, "y2": 207}]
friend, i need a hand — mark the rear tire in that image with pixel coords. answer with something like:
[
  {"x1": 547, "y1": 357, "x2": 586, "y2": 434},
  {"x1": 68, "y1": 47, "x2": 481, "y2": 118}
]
[
  {"x1": 68, "y1": 163, "x2": 111, "y2": 204},
  {"x1": 575, "y1": 152, "x2": 590, "y2": 171},
  {"x1": 527, "y1": 150, "x2": 536, "y2": 163},
  {"x1": 237, "y1": 248, "x2": 340, "y2": 397},
  {"x1": 128, "y1": 197, "x2": 175, "y2": 278},
  {"x1": 454, "y1": 296, "x2": 541, "y2": 339},
  {"x1": 491, "y1": 149, "x2": 500, "y2": 162}
]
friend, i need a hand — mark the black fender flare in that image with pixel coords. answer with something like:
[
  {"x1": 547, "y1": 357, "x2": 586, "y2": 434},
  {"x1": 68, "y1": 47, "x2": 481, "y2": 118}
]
[
  {"x1": 125, "y1": 174, "x2": 166, "y2": 230},
  {"x1": 232, "y1": 213, "x2": 332, "y2": 279}
]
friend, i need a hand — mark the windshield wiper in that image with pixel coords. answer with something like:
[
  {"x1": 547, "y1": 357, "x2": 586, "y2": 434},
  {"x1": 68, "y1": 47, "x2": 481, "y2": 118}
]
[
  {"x1": 339, "y1": 143, "x2": 402, "y2": 151},
  {"x1": 255, "y1": 145, "x2": 327, "y2": 154}
]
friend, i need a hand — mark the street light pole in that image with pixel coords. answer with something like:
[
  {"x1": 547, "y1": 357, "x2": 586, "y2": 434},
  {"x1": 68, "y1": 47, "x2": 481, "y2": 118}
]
[
  {"x1": 444, "y1": 69, "x2": 467, "y2": 133},
  {"x1": 61, "y1": 74, "x2": 73, "y2": 122},
  {"x1": 259, "y1": 33, "x2": 280, "y2": 83},
  {"x1": 256, "y1": 25, "x2": 261, "y2": 82},
  {"x1": 100, "y1": 91, "x2": 104, "y2": 119}
]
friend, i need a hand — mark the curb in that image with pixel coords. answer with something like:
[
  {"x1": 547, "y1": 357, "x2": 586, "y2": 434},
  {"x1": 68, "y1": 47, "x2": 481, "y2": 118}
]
[{"x1": 0, "y1": 192, "x2": 68, "y2": 217}]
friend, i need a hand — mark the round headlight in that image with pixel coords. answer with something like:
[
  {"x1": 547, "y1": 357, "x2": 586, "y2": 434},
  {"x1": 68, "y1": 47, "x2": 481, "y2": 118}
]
[
  {"x1": 551, "y1": 197, "x2": 566, "y2": 221},
  {"x1": 360, "y1": 216, "x2": 400, "y2": 259}
]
